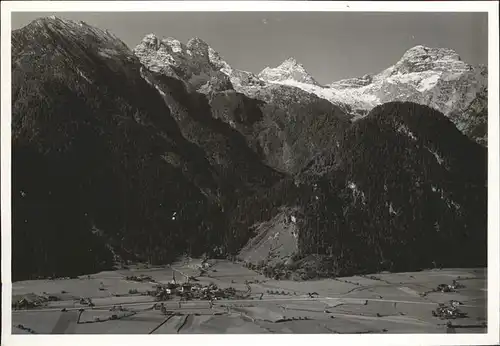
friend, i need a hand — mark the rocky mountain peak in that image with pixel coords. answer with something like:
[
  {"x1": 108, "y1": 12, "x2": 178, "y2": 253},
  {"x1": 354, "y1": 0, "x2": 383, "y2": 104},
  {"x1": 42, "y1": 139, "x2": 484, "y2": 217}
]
[
  {"x1": 139, "y1": 34, "x2": 187, "y2": 55},
  {"x1": 136, "y1": 35, "x2": 213, "y2": 61},
  {"x1": 279, "y1": 57, "x2": 301, "y2": 68},
  {"x1": 162, "y1": 37, "x2": 185, "y2": 51},
  {"x1": 387, "y1": 45, "x2": 467, "y2": 76},
  {"x1": 318, "y1": 45, "x2": 487, "y2": 144},
  {"x1": 135, "y1": 34, "x2": 264, "y2": 91},
  {"x1": 141, "y1": 33, "x2": 159, "y2": 46},
  {"x1": 15, "y1": 16, "x2": 131, "y2": 57},
  {"x1": 12, "y1": 16, "x2": 136, "y2": 83},
  {"x1": 258, "y1": 57, "x2": 318, "y2": 85},
  {"x1": 401, "y1": 45, "x2": 461, "y2": 61},
  {"x1": 187, "y1": 37, "x2": 210, "y2": 49}
]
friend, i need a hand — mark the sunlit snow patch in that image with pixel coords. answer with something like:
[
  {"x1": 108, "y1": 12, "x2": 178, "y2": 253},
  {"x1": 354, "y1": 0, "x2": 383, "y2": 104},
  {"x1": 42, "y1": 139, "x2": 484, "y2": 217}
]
[
  {"x1": 76, "y1": 68, "x2": 92, "y2": 84},
  {"x1": 388, "y1": 202, "x2": 398, "y2": 216},
  {"x1": 347, "y1": 181, "x2": 366, "y2": 204},
  {"x1": 396, "y1": 124, "x2": 418, "y2": 141},
  {"x1": 425, "y1": 146, "x2": 444, "y2": 165},
  {"x1": 417, "y1": 74, "x2": 440, "y2": 92}
]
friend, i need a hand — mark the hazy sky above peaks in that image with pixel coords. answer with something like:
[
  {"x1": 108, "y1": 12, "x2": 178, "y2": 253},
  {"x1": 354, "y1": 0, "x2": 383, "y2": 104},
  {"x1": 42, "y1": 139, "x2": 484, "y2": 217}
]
[{"x1": 12, "y1": 12, "x2": 488, "y2": 84}]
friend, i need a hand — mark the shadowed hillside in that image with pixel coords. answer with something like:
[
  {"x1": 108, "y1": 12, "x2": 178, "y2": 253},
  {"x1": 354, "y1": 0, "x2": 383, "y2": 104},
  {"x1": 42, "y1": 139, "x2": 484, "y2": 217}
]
[
  {"x1": 11, "y1": 17, "x2": 228, "y2": 280},
  {"x1": 295, "y1": 102, "x2": 487, "y2": 276}
]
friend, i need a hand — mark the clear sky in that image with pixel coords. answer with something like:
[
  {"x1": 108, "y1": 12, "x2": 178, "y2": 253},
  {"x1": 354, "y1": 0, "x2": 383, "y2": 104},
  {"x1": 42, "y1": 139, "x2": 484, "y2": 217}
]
[{"x1": 12, "y1": 12, "x2": 488, "y2": 84}]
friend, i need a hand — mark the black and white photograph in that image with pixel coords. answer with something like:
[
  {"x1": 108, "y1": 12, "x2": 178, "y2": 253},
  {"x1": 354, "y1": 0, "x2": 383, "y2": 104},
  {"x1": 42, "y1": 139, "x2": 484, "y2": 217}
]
[{"x1": 1, "y1": 1, "x2": 499, "y2": 344}]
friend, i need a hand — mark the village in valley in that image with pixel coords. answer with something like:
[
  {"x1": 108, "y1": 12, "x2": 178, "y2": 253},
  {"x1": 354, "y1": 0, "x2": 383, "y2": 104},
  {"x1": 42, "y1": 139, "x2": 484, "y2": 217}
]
[{"x1": 11, "y1": 258, "x2": 487, "y2": 334}]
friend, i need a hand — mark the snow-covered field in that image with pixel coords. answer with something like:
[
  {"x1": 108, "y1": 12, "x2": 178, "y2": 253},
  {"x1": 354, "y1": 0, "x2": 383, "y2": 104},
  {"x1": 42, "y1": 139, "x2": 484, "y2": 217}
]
[{"x1": 11, "y1": 261, "x2": 486, "y2": 334}]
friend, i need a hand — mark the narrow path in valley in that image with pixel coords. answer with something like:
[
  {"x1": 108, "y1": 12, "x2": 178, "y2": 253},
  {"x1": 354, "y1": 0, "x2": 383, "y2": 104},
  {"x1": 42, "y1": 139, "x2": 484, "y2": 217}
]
[
  {"x1": 177, "y1": 314, "x2": 192, "y2": 333},
  {"x1": 12, "y1": 295, "x2": 482, "y2": 315},
  {"x1": 148, "y1": 314, "x2": 175, "y2": 334}
]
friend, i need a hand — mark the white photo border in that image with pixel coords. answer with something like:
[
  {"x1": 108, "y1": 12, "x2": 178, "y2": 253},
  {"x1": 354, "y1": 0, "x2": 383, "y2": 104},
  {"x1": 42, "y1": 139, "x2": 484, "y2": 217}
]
[{"x1": 1, "y1": 2, "x2": 499, "y2": 346}]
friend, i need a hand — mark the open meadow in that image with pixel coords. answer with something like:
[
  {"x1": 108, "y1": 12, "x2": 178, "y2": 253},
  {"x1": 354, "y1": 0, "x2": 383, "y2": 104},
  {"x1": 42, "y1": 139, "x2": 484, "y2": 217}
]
[{"x1": 12, "y1": 259, "x2": 487, "y2": 334}]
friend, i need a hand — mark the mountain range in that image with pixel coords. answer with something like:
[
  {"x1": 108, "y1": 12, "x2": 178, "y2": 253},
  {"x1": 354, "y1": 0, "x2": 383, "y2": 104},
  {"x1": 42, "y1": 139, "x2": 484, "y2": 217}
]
[
  {"x1": 11, "y1": 17, "x2": 487, "y2": 281},
  {"x1": 135, "y1": 32, "x2": 488, "y2": 146}
]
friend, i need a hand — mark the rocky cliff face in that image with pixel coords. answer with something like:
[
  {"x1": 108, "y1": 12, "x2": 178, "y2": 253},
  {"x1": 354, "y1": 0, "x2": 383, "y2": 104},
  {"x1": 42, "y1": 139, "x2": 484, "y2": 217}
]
[
  {"x1": 135, "y1": 35, "x2": 351, "y2": 174},
  {"x1": 134, "y1": 33, "x2": 264, "y2": 92}
]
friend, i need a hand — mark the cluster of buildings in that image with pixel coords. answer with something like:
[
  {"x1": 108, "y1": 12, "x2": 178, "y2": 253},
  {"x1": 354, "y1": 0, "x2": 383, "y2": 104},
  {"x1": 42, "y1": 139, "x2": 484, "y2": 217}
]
[
  {"x1": 150, "y1": 281, "x2": 238, "y2": 301},
  {"x1": 13, "y1": 294, "x2": 60, "y2": 310}
]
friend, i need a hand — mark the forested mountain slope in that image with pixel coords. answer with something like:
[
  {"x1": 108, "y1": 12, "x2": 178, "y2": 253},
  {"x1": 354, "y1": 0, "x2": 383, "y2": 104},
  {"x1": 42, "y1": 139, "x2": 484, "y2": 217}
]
[{"x1": 12, "y1": 17, "x2": 228, "y2": 280}]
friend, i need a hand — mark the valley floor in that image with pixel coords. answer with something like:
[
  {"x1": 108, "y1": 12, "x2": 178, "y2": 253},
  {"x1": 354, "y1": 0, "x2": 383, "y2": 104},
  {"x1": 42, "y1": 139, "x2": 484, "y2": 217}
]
[{"x1": 11, "y1": 260, "x2": 487, "y2": 334}]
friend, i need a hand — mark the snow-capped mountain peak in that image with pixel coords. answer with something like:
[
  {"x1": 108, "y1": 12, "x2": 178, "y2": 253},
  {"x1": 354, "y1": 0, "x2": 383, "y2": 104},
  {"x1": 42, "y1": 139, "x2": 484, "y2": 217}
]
[
  {"x1": 134, "y1": 34, "x2": 265, "y2": 91},
  {"x1": 279, "y1": 57, "x2": 301, "y2": 68},
  {"x1": 323, "y1": 45, "x2": 487, "y2": 144},
  {"x1": 382, "y1": 45, "x2": 468, "y2": 78},
  {"x1": 258, "y1": 57, "x2": 319, "y2": 85}
]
